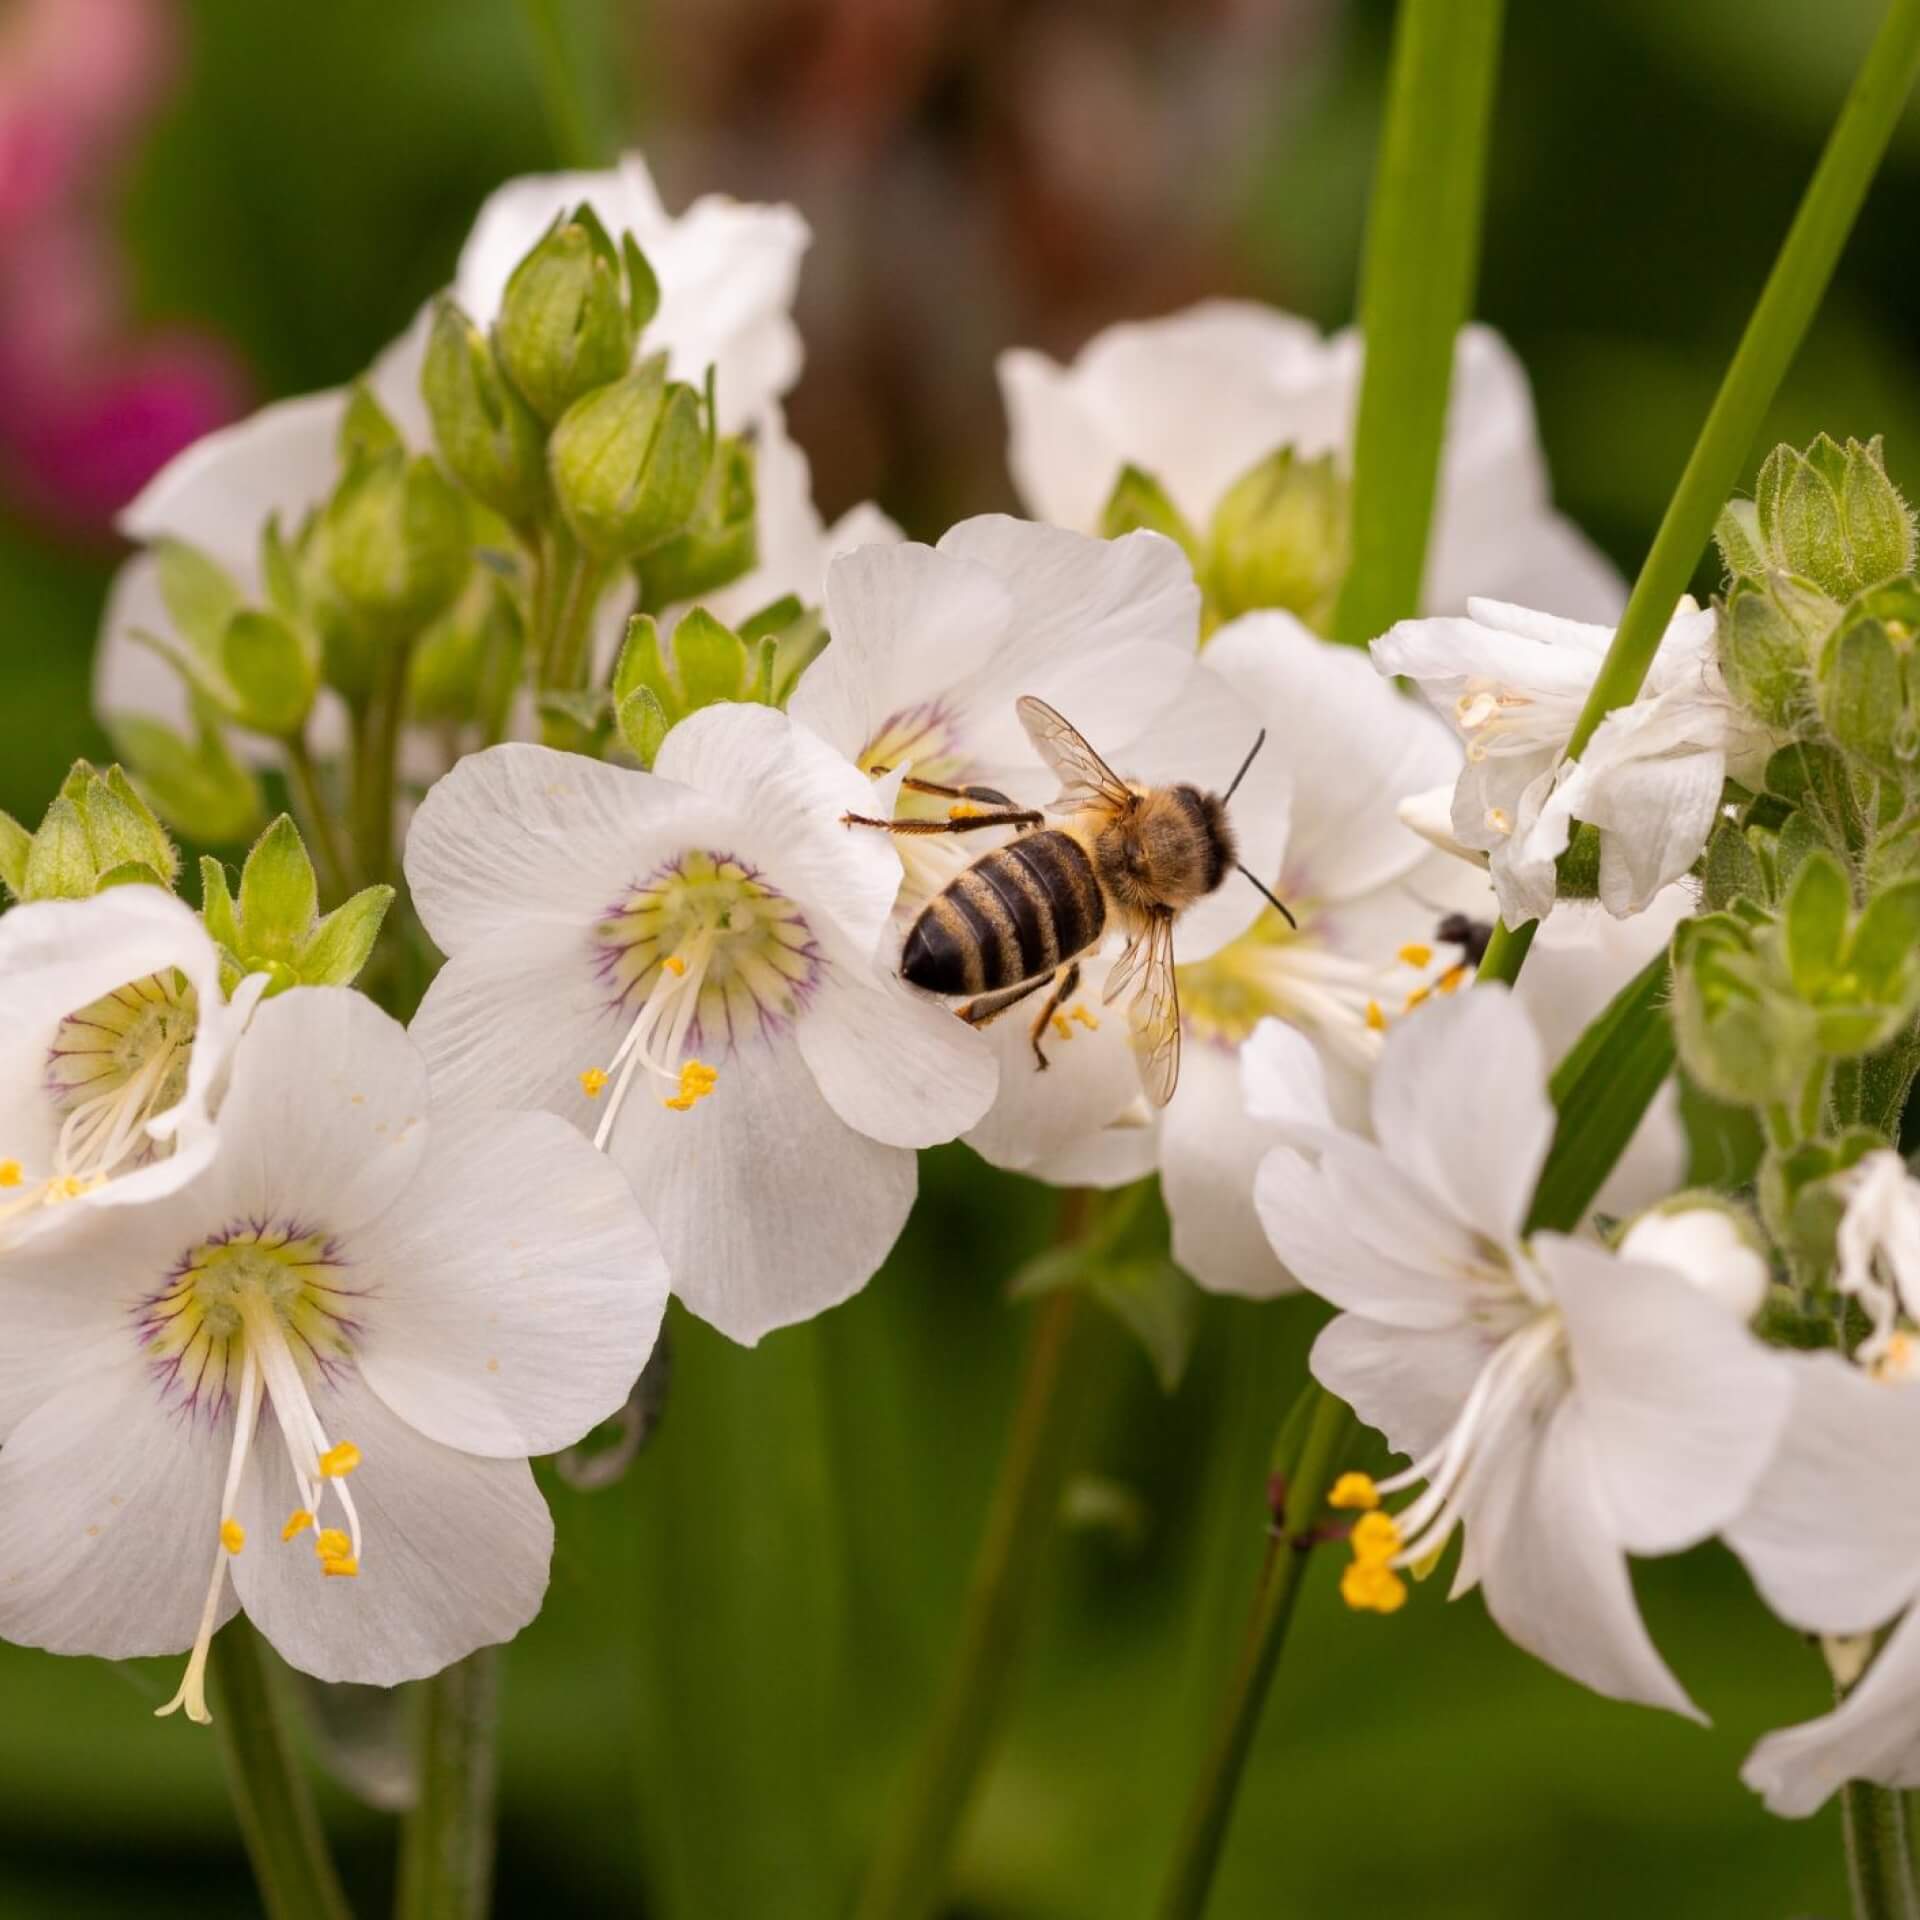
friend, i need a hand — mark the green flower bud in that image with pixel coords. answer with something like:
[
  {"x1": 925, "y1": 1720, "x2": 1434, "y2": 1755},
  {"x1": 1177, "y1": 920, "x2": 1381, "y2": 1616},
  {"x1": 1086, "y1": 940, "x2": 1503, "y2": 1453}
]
[
  {"x1": 1204, "y1": 447, "x2": 1348, "y2": 633},
  {"x1": 221, "y1": 608, "x2": 318, "y2": 739},
  {"x1": 201, "y1": 824, "x2": 393, "y2": 996},
  {"x1": 422, "y1": 299, "x2": 549, "y2": 526},
  {"x1": 638, "y1": 435, "x2": 758, "y2": 612},
  {"x1": 1818, "y1": 616, "x2": 1904, "y2": 774},
  {"x1": 1717, "y1": 580, "x2": 1825, "y2": 732},
  {"x1": 324, "y1": 451, "x2": 471, "y2": 640},
  {"x1": 1714, "y1": 498, "x2": 1767, "y2": 581},
  {"x1": 1099, "y1": 464, "x2": 1201, "y2": 567},
  {"x1": 3, "y1": 761, "x2": 184, "y2": 900},
  {"x1": 612, "y1": 607, "x2": 772, "y2": 765},
  {"x1": 1753, "y1": 433, "x2": 1916, "y2": 603},
  {"x1": 494, "y1": 210, "x2": 635, "y2": 424},
  {"x1": 549, "y1": 357, "x2": 711, "y2": 562}
]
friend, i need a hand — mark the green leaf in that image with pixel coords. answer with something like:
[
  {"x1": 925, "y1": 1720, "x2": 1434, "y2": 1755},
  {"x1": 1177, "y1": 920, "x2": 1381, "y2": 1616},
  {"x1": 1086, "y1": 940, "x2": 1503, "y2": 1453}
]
[
  {"x1": 1820, "y1": 617, "x2": 1901, "y2": 770},
  {"x1": 1782, "y1": 850, "x2": 1850, "y2": 998},
  {"x1": 1526, "y1": 950, "x2": 1675, "y2": 1234},
  {"x1": 1844, "y1": 876, "x2": 1920, "y2": 999},
  {"x1": 238, "y1": 816, "x2": 319, "y2": 960}
]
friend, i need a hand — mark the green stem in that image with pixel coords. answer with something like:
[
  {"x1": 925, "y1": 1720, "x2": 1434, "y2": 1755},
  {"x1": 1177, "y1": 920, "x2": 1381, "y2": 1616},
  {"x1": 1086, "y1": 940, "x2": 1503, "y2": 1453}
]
[
  {"x1": 1330, "y1": 0, "x2": 1505, "y2": 648},
  {"x1": 515, "y1": 0, "x2": 609, "y2": 169},
  {"x1": 349, "y1": 644, "x2": 412, "y2": 888},
  {"x1": 853, "y1": 1192, "x2": 1098, "y2": 1920},
  {"x1": 284, "y1": 734, "x2": 352, "y2": 906},
  {"x1": 207, "y1": 1620, "x2": 352, "y2": 1920},
  {"x1": 1478, "y1": 0, "x2": 1920, "y2": 987},
  {"x1": 1846, "y1": 1777, "x2": 1920, "y2": 1920},
  {"x1": 1153, "y1": 1385, "x2": 1355, "y2": 1920},
  {"x1": 396, "y1": 1649, "x2": 500, "y2": 1920}
]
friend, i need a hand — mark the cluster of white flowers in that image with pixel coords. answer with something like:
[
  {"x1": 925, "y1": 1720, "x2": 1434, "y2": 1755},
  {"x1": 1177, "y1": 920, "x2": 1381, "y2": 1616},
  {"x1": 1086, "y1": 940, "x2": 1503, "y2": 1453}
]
[{"x1": 5, "y1": 146, "x2": 1911, "y2": 1844}]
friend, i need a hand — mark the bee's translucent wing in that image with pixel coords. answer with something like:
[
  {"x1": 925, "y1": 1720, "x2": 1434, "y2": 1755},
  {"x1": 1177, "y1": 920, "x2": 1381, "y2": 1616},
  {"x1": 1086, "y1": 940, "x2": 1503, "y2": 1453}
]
[
  {"x1": 1017, "y1": 696, "x2": 1133, "y2": 813},
  {"x1": 1127, "y1": 910, "x2": 1181, "y2": 1108},
  {"x1": 1104, "y1": 929, "x2": 1148, "y2": 1006}
]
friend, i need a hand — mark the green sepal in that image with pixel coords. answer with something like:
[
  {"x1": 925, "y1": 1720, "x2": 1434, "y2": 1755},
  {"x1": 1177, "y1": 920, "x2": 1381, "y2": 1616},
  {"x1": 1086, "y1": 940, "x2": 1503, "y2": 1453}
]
[
  {"x1": 422, "y1": 298, "x2": 549, "y2": 527},
  {"x1": 222, "y1": 608, "x2": 318, "y2": 738},
  {"x1": 238, "y1": 816, "x2": 320, "y2": 962},
  {"x1": 297, "y1": 885, "x2": 395, "y2": 988},
  {"x1": 550, "y1": 359, "x2": 711, "y2": 563},
  {"x1": 616, "y1": 685, "x2": 671, "y2": 768},
  {"x1": 1099, "y1": 464, "x2": 1201, "y2": 567},
  {"x1": 494, "y1": 209, "x2": 634, "y2": 424},
  {"x1": 0, "y1": 809, "x2": 29, "y2": 899},
  {"x1": 22, "y1": 796, "x2": 97, "y2": 899},
  {"x1": 671, "y1": 608, "x2": 750, "y2": 709},
  {"x1": 638, "y1": 434, "x2": 758, "y2": 613},
  {"x1": 153, "y1": 539, "x2": 243, "y2": 659},
  {"x1": 1818, "y1": 616, "x2": 1903, "y2": 774}
]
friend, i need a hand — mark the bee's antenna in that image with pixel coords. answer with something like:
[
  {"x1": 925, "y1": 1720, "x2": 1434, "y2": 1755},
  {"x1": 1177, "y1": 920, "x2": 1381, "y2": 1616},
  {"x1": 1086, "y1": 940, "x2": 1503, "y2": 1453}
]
[
  {"x1": 1237, "y1": 864, "x2": 1297, "y2": 930},
  {"x1": 1222, "y1": 729, "x2": 1267, "y2": 804}
]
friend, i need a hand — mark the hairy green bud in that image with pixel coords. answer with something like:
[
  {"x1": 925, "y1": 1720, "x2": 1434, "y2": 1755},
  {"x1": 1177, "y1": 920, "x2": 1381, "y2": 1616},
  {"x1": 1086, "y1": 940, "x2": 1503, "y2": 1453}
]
[
  {"x1": 549, "y1": 357, "x2": 710, "y2": 562},
  {"x1": 422, "y1": 299, "x2": 549, "y2": 526},
  {"x1": 1205, "y1": 446, "x2": 1347, "y2": 632},
  {"x1": 494, "y1": 210, "x2": 637, "y2": 424},
  {"x1": 638, "y1": 434, "x2": 759, "y2": 612}
]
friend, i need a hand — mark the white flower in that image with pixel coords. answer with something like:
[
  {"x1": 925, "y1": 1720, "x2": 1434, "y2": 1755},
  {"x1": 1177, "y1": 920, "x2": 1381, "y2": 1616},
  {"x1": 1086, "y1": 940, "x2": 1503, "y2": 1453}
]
[
  {"x1": 0, "y1": 887, "x2": 260, "y2": 1254},
  {"x1": 999, "y1": 617, "x2": 1687, "y2": 1293},
  {"x1": 1619, "y1": 1204, "x2": 1770, "y2": 1324},
  {"x1": 404, "y1": 703, "x2": 995, "y2": 1344},
  {"x1": 0, "y1": 986, "x2": 664, "y2": 1721},
  {"x1": 1247, "y1": 987, "x2": 1789, "y2": 1713},
  {"x1": 791, "y1": 516, "x2": 1287, "y2": 1169},
  {"x1": 1372, "y1": 595, "x2": 1775, "y2": 926},
  {"x1": 1000, "y1": 309, "x2": 1624, "y2": 622}
]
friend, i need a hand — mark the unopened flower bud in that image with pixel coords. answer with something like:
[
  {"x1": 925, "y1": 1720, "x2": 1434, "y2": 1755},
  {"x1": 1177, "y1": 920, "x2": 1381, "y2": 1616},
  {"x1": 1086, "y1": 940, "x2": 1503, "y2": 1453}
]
[
  {"x1": 1818, "y1": 614, "x2": 1903, "y2": 773},
  {"x1": 1754, "y1": 433, "x2": 1916, "y2": 603},
  {"x1": 1621, "y1": 1201, "x2": 1770, "y2": 1323},
  {"x1": 1717, "y1": 582, "x2": 1822, "y2": 732},
  {"x1": 422, "y1": 300, "x2": 548, "y2": 526},
  {"x1": 1099, "y1": 464, "x2": 1201, "y2": 566},
  {"x1": 550, "y1": 357, "x2": 710, "y2": 562},
  {"x1": 222, "y1": 608, "x2": 318, "y2": 739},
  {"x1": 494, "y1": 210, "x2": 635, "y2": 424},
  {"x1": 638, "y1": 434, "x2": 758, "y2": 611},
  {"x1": 324, "y1": 451, "x2": 470, "y2": 639},
  {"x1": 1205, "y1": 447, "x2": 1347, "y2": 631}
]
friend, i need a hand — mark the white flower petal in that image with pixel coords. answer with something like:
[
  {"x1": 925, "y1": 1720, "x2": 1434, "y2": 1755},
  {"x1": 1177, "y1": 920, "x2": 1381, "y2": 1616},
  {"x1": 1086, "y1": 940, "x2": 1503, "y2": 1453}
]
[
  {"x1": 1017, "y1": 1117, "x2": 1160, "y2": 1191},
  {"x1": 403, "y1": 743, "x2": 732, "y2": 958},
  {"x1": 1371, "y1": 612, "x2": 1603, "y2": 704},
  {"x1": 1161, "y1": 1040, "x2": 1292, "y2": 1297},
  {"x1": 1205, "y1": 613, "x2": 1457, "y2": 906},
  {"x1": 604, "y1": 1029, "x2": 917, "y2": 1343},
  {"x1": 1535, "y1": 1233, "x2": 1790, "y2": 1555},
  {"x1": 203, "y1": 988, "x2": 429, "y2": 1235},
  {"x1": 1474, "y1": 1400, "x2": 1703, "y2": 1719},
  {"x1": 1724, "y1": 1353, "x2": 1920, "y2": 1638},
  {"x1": 796, "y1": 964, "x2": 997, "y2": 1150},
  {"x1": 0, "y1": 1357, "x2": 235, "y2": 1658},
  {"x1": 1366, "y1": 985, "x2": 1551, "y2": 1242},
  {"x1": 352, "y1": 1108, "x2": 667, "y2": 1458},
  {"x1": 1575, "y1": 736, "x2": 1727, "y2": 918},
  {"x1": 232, "y1": 1371, "x2": 552, "y2": 1687},
  {"x1": 1742, "y1": 1604, "x2": 1920, "y2": 1818},
  {"x1": 1309, "y1": 1313, "x2": 1489, "y2": 1461},
  {"x1": 1238, "y1": 1015, "x2": 1335, "y2": 1136}
]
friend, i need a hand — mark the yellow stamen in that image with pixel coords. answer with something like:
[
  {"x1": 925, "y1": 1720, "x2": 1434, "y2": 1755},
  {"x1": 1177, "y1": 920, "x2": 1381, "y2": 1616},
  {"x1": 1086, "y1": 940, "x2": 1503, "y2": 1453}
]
[
  {"x1": 281, "y1": 1509, "x2": 314, "y2": 1543},
  {"x1": 1328, "y1": 1472, "x2": 1379, "y2": 1511},
  {"x1": 1397, "y1": 943, "x2": 1433, "y2": 969},
  {"x1": 1411, "y1": 1541, "x2": 1448, "y2": 1582},
  {"x1": 1349, "y1": 1510, "x2": 1403, "y2": 1566},
  {"x1": 0, "y1": 1159, "x2": 20, "y2": 1189},
  {"x1": 1365, "y1": 1000, "x2": 1387, "y2": 1032},
  {"x1": 320, "y1": 1556, "x2": 360, "y2": 1579},
  {"x1": 312, "y1": 1527, "x2": 350, "y2": 1561},
  {"x1": 663, "y1": 954, "x2": 688, "y2": 976},
  {"x1": 662, "y1": 1060, "x2": 718, "y2": 1113},
  {"x1": 1069, "y1": 1004, "x2": 1099, "y2": 1030},
  {"x1": 1403, "y1": 985, "x2": 1432, "y2": 1012},
  {"x1": 1874, "y1": 1331, "x2": 1915, "y2": 1382},
  {"x1": 44, "y1": 1175, "x2": 95, "y2": 1205},
  {"x1": 948, "y1": 803, "x2": 980, "y2": 820},
  {"x1": 1051, "y1": 1013, "x2": 1073, "y2": 1041},
  {"x1": 579, "y1": 1066, "x2": 610, "y2": 1099},
  {"x1": 317, "y1": 1441, "x2": 361, "y2": 1479},
  {"x1": 1437, "y1": 964, "x2": 1467, "y2": 994},
  {"x1": 219, "y1": 1518, "x2": 245, "y2": 1556},
  {"x1": 1340, "y1": 1560, "x2": 1409, "y2": 1615}
]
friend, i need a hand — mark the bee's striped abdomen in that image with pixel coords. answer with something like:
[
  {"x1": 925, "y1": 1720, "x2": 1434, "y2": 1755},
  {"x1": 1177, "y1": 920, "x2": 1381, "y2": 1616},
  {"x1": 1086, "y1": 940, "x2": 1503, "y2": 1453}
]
[{"x1": 902, "y1": 830, "x2": 1106, "y2": 996}]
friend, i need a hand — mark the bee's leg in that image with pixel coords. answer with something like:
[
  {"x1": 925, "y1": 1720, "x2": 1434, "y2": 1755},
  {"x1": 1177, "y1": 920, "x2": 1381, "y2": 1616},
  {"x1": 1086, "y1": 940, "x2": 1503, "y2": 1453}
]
[
  {"x1": 954, "y1": 973, "x2": 1052, "y2": 1030},
  {"x1": 1026, "y1": 961, "x2": 1084, "y2": 1072},
  {"x1": 841, "y1": 807, "x2": 1044, "y2": 837},
  {"x1": 867, "y1": 767, "x2": 1022, "y2": 810}
]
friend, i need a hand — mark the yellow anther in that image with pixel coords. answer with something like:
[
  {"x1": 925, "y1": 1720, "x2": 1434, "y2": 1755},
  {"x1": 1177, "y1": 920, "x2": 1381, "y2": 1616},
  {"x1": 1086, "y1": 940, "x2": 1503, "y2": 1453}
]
[
  {"x1": 1340, "y1": 1560, "x2": 1409, "y2": 1615},
  {"x1": 1410, "y1": 1541, "x2": 1448, "y2": 1582},
  {"x1": 1365, "y1": 1000, "x2": 1387, "y2": 1032},
  {"x1": 0, "y1": 1159, "x2": 20, "y2": 1189},
  {"x1": 45, "y1": 1175, "x2": 92, "y2": 1205},
  {"x1": 1397, "y1": 943, "x2": 1433, "y2": 969},
  {"x1": 663, "y1": 1060, "x2": 718, "y2": 1113},
  {"x1": 580, "y1": 1066, "x2": 610, "y2": 1098},
  {"x1": 1051, "y1": 1013, "x2": 1074, "y2": 1041},
  {"x1": 1485, "y1": 807, "x2": 1513, "y2": 835},
  {"x1": 318, "y1": 1441, "x2": 361, "y2": 1479},
  {"x1": 1328, "y1": 1472, "x2": 1379, "y2": 1511},
  {"x1": 281, "y1": 1509, "x2": 315, "y2": 1543},
  {"x1": 1069, "y1": 1004, "x2": 1099, "y2": 1030},
  {"x1": 219, "y1": 1518, "x2": 245, "y2": 1556},
  {"x1": 1349, "y1": 1511, "x2": 1403, "y2": 1565},
  {"x1": 1437, "y1": 964, "x2": 1467, "y2": 995},
  {"x1": 948, "y1": 803, "x2": 981, "y2": 820},
  {"x1": 1403, "y1": 985, "x2": 1432, "y2": 1012},
  {"x1": 1874, "y1": 1332, "x2": 1916, "y2": 1382},
  {"x1": 663, "y1": 954, "x2": 688, "y2": 976},
  {"x1": 320, "y1": 1556, "x2": 360, "y2": 1579},
  {"x1": 312, "y1": 1528, "x2": 350, "y2": 1561}
]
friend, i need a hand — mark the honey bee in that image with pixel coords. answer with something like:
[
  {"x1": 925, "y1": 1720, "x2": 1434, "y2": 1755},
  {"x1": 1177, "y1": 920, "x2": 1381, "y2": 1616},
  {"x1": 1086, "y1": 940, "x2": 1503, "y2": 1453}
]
[{"x1": 844, "y1": 696, "x2": 1289, "y2": 1106}]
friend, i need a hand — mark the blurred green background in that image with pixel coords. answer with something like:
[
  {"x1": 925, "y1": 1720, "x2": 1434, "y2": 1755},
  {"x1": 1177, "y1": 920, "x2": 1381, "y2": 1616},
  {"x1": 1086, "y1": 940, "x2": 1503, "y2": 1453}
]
[{"x1": 0, "y1": 0, "x2": 1908, "y2": 1912}]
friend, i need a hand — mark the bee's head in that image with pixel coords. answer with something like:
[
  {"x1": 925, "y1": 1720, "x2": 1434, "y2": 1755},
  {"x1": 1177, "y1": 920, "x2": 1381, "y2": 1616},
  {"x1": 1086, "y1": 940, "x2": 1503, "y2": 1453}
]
[{"x1": 1176, "y1": 784, "x2": 1237, "y2": 896}]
